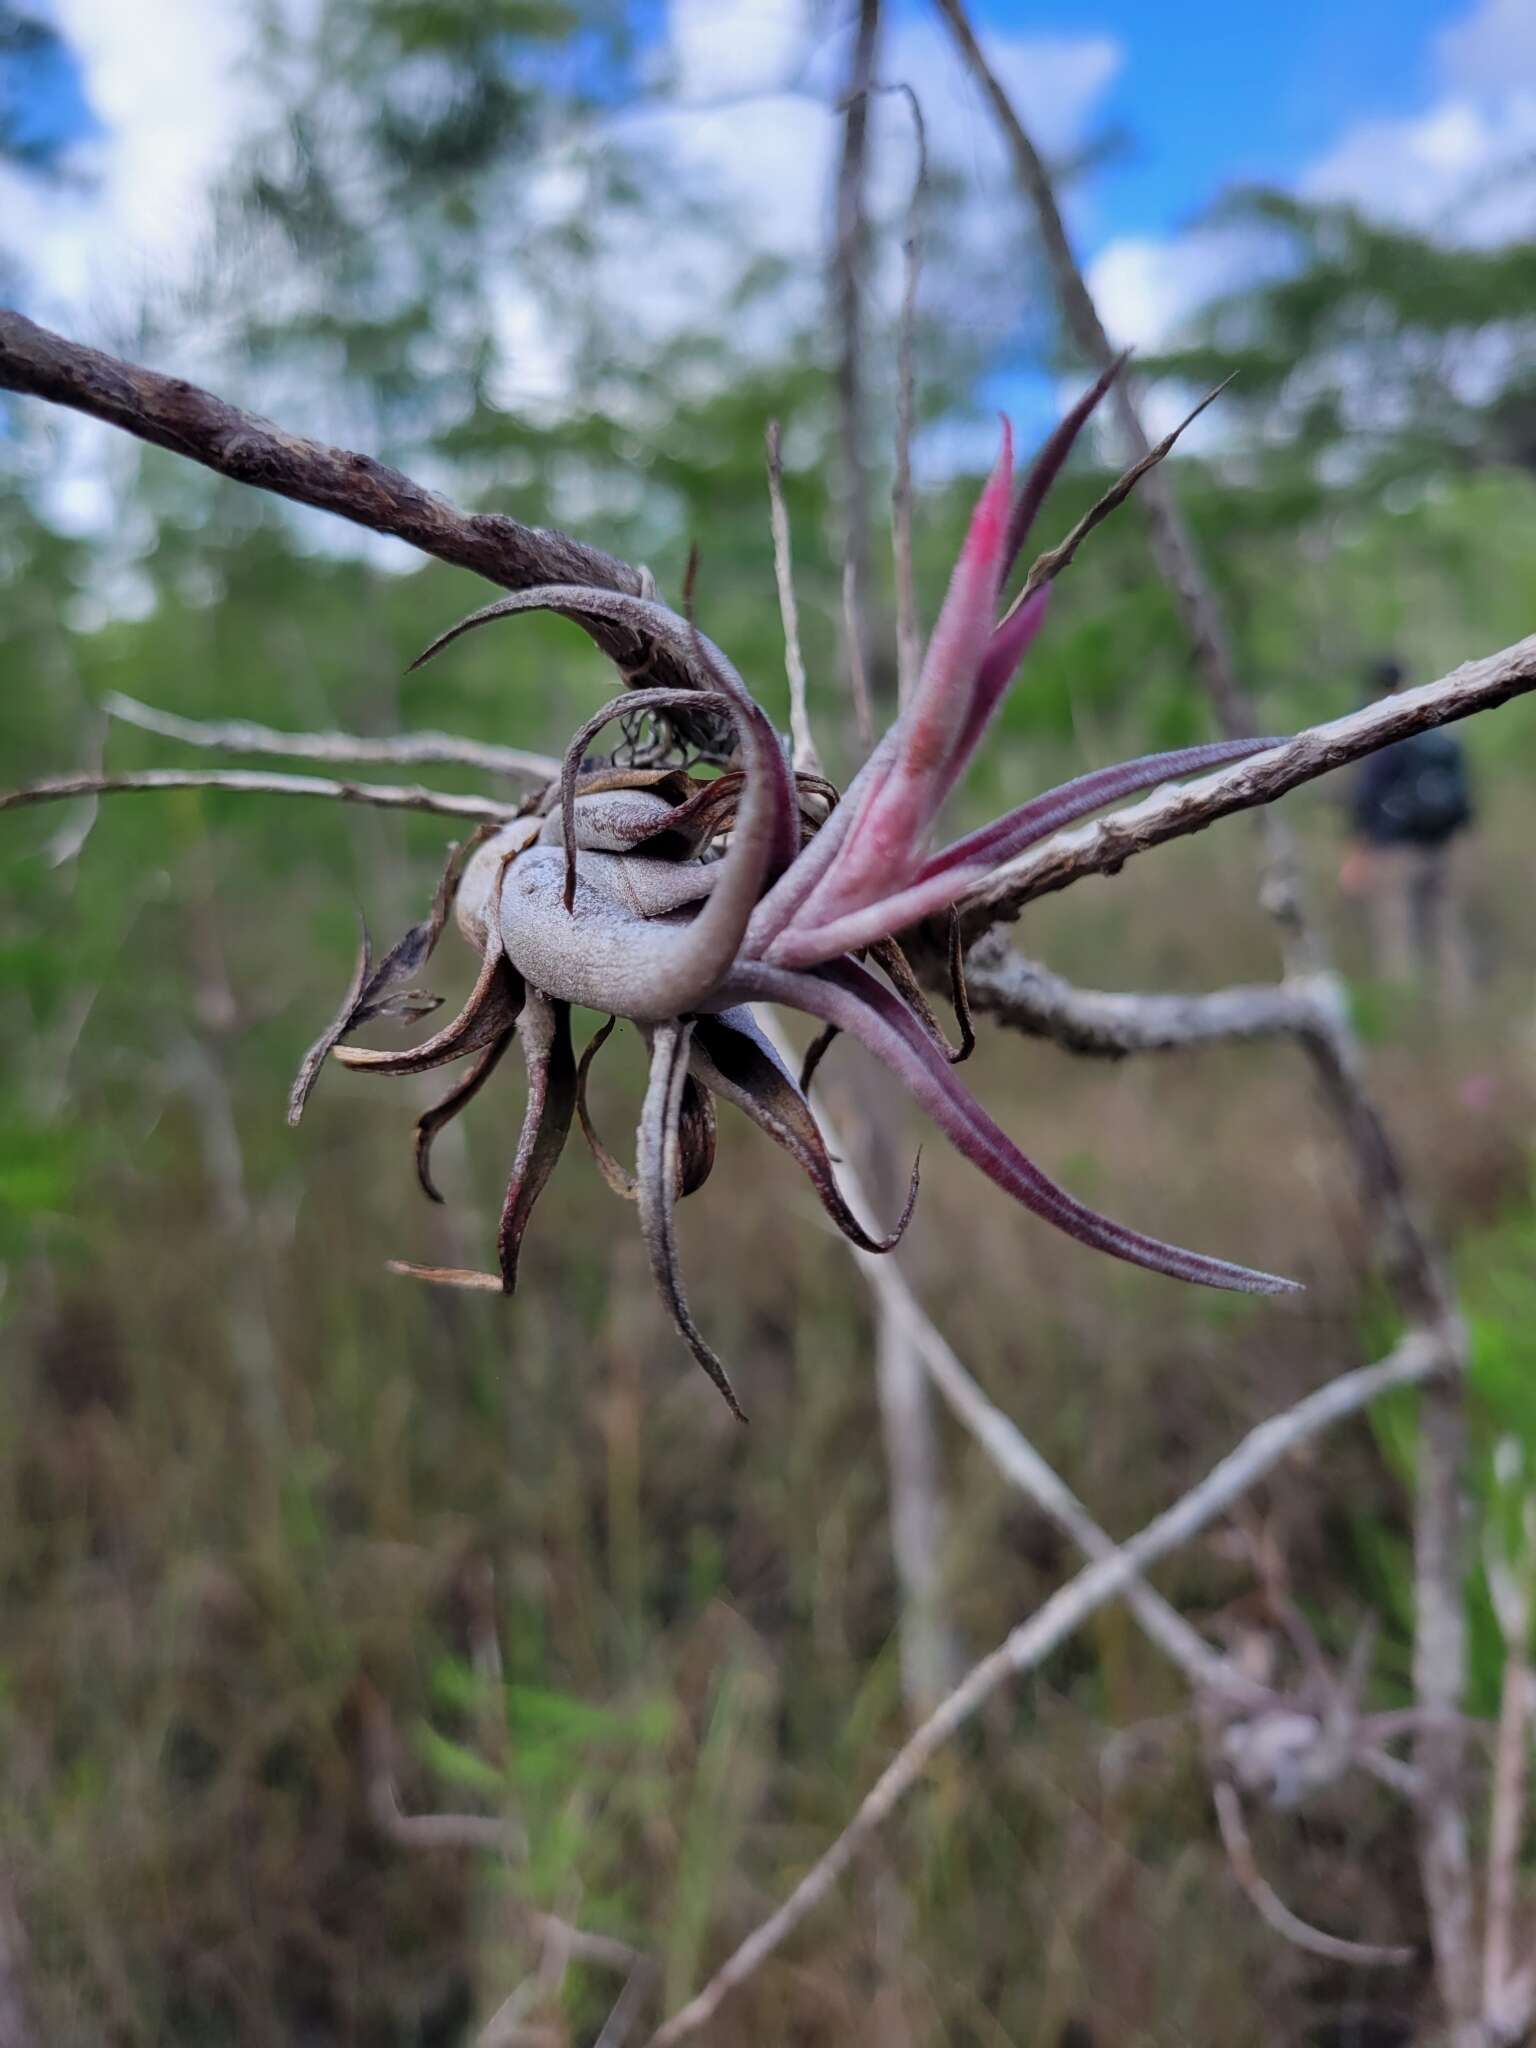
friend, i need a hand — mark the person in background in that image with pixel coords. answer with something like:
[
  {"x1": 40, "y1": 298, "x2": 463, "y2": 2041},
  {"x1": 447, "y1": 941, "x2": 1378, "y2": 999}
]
[{"x1": 1340, "y1": 657, "x2": 1475, "y2": 1003}]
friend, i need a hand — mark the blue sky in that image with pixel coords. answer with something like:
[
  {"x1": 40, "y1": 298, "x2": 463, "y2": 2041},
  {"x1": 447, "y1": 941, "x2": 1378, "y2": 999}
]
[
  {"x1": 980, "y1": 0, "x2": 1462, "y2": 236},
  {"x1": 4, "y1": 0, "x2": 1531, "y2": 539},
  {"x1": 8, "y1": 0, "x2": 1500, "y2": 251}
]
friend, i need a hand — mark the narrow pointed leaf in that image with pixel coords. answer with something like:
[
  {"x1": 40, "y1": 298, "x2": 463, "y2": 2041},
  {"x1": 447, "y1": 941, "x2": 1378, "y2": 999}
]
[
  {"x1": 576, "y1": 1015, "x2": 637, "y2": 1199},
  {"x1": 414, "y1": 1030, "x2": 515, "y2": 1203},
  {"x1": 691, "y1": 1011, "x2": 917, "y2": 1254},
  {"x1": 797, "y1": 429, "x2": 1016, "y2": 923},
  {"x1": 718, "y1": 960, "x2": 1300, "y2": 1297},
  {"x1": 497, "y1": 990, "x2": 576, "y2": 1294},
  {"x1": 769, "y1": 737, "x2": 1282, "y2": 967},
  {"x1": 914, "y1": 737, "x2": 1283, "y2": 882},
  {"x1": 289, "y1": 913, "x2": 373, "y2": 1126},
  {"x1": 1002, "y1": 356, "x2": 1127, "y2": 582},
  {"x1": 637, "y1": 1020, "x2": 747, "y2": 1422},
  {"x1": 334, "y1": 947, "x2": 525, "y2": 1076}
]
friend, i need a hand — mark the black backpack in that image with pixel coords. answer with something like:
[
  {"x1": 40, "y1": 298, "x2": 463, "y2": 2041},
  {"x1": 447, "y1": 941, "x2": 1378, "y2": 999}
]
[{"x1": 1377, "y1": 730, "x2": 1472, "y2": 843}]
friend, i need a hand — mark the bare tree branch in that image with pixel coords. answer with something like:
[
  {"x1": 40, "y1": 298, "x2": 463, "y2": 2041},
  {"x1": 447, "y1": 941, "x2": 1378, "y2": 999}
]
[
  {"x1": 1210, "y1": 1779, "x2": 1412, "y2": 1968},
  {"x1": 930, "y1": 10, "x2": 1483, "y2": 2022},
  {"x1": 0, "y1": 1876, "x2": 38, "y2": 2048},
  {"x1": 883, "y1": 80, "x2": 927, "y2": 704},
  {"x1": 832, "y1": 0, "x2": 882, "y2": 721},
  {"x1": 828, "y1": 5, "x2": 959, "y2": 1722},
  {"x1": 647, "y1": 1332, "x2": 1441, "y2": 2044},
  {"x1": 763, "y1": 423, "x2": 818, "y2": 775},
  {"x1": 105, "y1": 692, "x2": 559, "y2": 782},
  {"x1": 1481, "y1": 1475, "x2": 1536, "y2": 2041},
  {"x1": 0, "y1": 308, "x2": 644, "y2": 602},
  {"x1": 1, "y1": 768, "x2": 519, "y2": 824},
  {"x1": 947, "y1": 634, "x2": 1536, "y2": 934},
  {"x1": 956, "y1": 936, "x2": 1335, "y2": 1059}
]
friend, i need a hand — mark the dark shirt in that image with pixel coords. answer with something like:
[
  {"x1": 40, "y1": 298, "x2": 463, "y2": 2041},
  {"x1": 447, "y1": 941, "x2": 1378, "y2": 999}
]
[{"x1": 1350, "y1": 727, "x2": 1472, "y2": 848}]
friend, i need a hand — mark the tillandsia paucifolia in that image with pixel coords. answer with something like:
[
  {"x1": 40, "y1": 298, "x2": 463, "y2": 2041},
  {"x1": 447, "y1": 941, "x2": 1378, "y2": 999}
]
[{"x1": 291, "y1": 367, "x2": 1298, "y2": 1421}]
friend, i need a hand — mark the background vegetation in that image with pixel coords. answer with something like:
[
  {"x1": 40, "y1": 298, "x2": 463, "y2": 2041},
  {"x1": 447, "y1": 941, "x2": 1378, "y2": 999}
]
[{"x1": 3, "y1": 3, "x2": 1536, "y2": 2041}]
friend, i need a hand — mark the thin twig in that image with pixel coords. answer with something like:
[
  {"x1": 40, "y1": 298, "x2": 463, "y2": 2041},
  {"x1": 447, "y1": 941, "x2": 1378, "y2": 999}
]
[
  {"x1": 1482, "y1": 1479, "x2": 1536, "y2": 2039},
  {"x1": 831, "y1": 0, "x2": 882, "y2": 722},
  {"x1": 647, "y1": 1332, "x2": 1441, "y2": 2043},
  {"x1": 764, "y1": 422, "x2": 819, "y2": 775},
  {"x1": 1, "y1": 769, "x2": 520, "y2": 823},
  {"x1": 882, "y1": 81, "x2": 928, "y2": 703},
  {"x1": 841, "y1": 557, "x2": 875, "y2": 746},
  {"x1": 361, "y1": 1695, "x2": 640, "y2": 1979},
  {"x1": 1210, "y1": 1779, "x2": 1412, "y2": 1968},
  {"x1": 105, "y1": 692, "x2": 558, "y2": 782},
  {"x1": 592, "y1": 1960, "x2": 661, "y2": 2048}
]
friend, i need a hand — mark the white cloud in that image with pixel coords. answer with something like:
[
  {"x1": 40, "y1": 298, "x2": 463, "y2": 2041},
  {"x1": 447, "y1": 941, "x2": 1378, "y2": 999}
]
[
  {"x1": 6, "y1": 0, "x2": 1124, "y2": 555},
  {"x1": 668, "y1": 0, "x2": 812, "y2": 103},
  {"x1": 1302, "y1": 91, "x2": 1536, "y2": 244},
  {"x1": 592, "y1": 6, "x2": 1122, "y2": 390},
  {"x1": 1088, "y1": 234, "x2": 1248, "y2": 355},
  {"x1": 1084, "y1": 0, "x2": 1536, "y2": 368},
  {"x1": 1438, "y1": 0, "x2": 1536, "y2": 93},
  {"x1": 4, "y1": 0, "x2": 258, "y2": 331}
]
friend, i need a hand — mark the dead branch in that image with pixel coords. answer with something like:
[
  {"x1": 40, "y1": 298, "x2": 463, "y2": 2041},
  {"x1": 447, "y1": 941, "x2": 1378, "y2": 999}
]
[
  {"x1": 931, "y1": 12, "x2": 1482, "y2": 2021},
  {"x1": 830, "y1": 8, "x2": 958, "y2": 1721},
  {"x1": 947, "y1": 634, "x2": 1536, "y2": 934},
  {"x1": 883, "y1": 80, "x2": 927, "y2": 703},
  {"x1": 956, "y1": 937, "x2": 1335, "y2": 1059},
  {"x1": 105, "y1": 692, "x2": 558, "y2": 782},
  {"x1": 1482, "y1": 1472, "x2": 1536, "y2": 2040},
  {"x1": 763, "y1": 423, "x2": 818, "y2": 775},
  {"x1": 1210, "y1": 1779, "x2": 1412, "y2": 1968},
  {"x1": 831, "y1": 0, "x2": 882, "y2": 721},
  {"x1": 647, "y1": 1332, "x2": 1441, "y2": 2043},
  {"x1": 0, "y1": 308, "x2": 642, "y2": 603},
  {"x1": 1, "y1": 768, "x2": 519, "y2": 824}
]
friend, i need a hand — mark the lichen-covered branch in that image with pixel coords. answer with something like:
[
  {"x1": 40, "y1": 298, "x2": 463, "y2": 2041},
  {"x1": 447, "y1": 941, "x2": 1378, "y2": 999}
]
[
  {"x1": 105, "y1": 692, "x2": 559, "y2": 782},
  {"x1": 944, "y1": 634, "x2": 1536, "y2": 935},
  {"x1": 0, "y1": 767, "x2": 520, "y2": 824},
  {"x1": 955, "y1": 935, "x2": 1335, "y2": 1059}
]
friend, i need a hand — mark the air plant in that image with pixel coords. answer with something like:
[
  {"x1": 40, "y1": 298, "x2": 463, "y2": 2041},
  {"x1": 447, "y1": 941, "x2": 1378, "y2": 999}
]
[{"x1": 294, "y1": 371, "x2": 1296, "y2": 1420}]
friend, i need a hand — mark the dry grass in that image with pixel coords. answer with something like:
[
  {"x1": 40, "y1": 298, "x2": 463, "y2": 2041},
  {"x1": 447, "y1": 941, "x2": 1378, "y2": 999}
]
[{"x1": 4, "y1": 758, "x2": 1532, "y2": 2046}]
